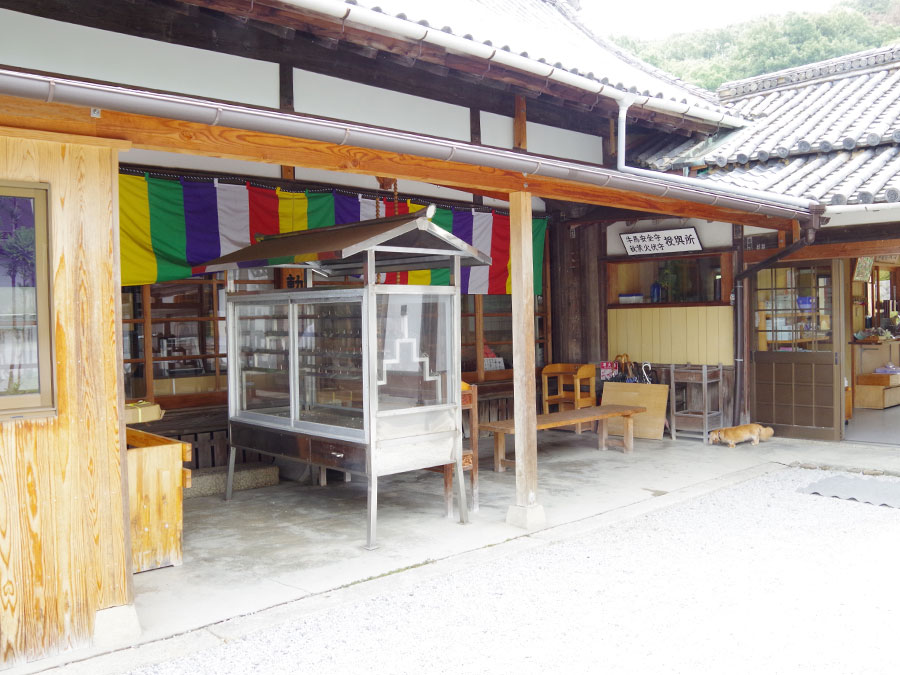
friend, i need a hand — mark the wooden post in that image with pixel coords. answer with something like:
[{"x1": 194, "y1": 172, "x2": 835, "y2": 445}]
[
  {"x1": 514, "y1": 95, "x2": 527, "y2": 151},
  {"x1": 279, "y1": 62, "x2": 295, "y2": 181},
  {"x1": 506, "y1": 191, "x2": 545, "y2": 529}
]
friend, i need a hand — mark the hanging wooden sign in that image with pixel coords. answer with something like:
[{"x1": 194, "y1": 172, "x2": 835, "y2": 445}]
[{"x1": 620, "y1": 227, "x2": 702, "y2": 256}]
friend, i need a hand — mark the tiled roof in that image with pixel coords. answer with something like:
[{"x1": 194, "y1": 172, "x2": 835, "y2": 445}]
[
  {"x1": 343, "y1": 0, "x2": 726, "y2": 112},
  {"x1": 639, "y1": 46, "x2": 900, "y2": 205}
]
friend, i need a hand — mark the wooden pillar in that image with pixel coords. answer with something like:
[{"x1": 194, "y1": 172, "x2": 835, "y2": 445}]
[
  {"x1": 506, "y1": 191, "x2": 545, "y2": 529},
  {"x1": 279, "y1": 62, "x2": 295, "y2": 181},
  {"x1": 514, "y1": 95, "x2": 527, "y2": 151}
]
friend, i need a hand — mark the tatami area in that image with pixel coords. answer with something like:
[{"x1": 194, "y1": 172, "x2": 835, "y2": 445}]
[{"x1": 21, "y1": 431, "x2": 900, "y2": 674}]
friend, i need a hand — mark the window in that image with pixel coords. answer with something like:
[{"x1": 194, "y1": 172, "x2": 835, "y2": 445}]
[
  {"x1": 610, "y1": 254, "x2": 725, "y2": 305},
  {"x1": 754, "y1": 264, "x2": 833, "y2": 352},
  {"x1": 0, "y1": 181, "x2": 53, "y2": 417}
]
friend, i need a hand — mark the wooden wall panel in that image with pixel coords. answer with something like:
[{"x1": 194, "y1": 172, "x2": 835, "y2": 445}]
[
  {"x1": 608, "y1": 307, "x2": 734, "y2": 366},
  {"x1": 0, "y1": 132, "x2": 131, "y2": 668}
]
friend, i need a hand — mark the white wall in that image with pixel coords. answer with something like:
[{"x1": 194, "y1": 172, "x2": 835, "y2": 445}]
[
  {"x1": 480, "y1": 112, "x2": 604, "y2": 165},
  {"x1": 120, "y1": 150, "x2": 282, "y2": 178},
  {"x1": 0, "y1": 9, "x2": 278, "y2": 107},
  {"x1": 606, "y1": 218, "x2": 733, "y2": 256},
  {"x1": 293, "y1": 69, "x2": 470, "y2": 141}
]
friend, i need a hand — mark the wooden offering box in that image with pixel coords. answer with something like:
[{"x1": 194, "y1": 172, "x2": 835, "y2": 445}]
[{"x1": 126, "y1": 427, "x2": 192, "y2": 572}]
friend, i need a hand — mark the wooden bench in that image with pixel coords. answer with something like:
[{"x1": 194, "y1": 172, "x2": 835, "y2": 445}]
[{"x1": 481, "y1": 404, "x2": 647, "y2": 472}]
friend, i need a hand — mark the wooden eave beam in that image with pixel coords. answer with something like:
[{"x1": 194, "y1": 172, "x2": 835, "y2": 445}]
[
  {"x1": 743, "y1": 239, "x2": 900, "y2": 263},
  {"x1": 0, "y1": 95, "x2": 793, "y2": 230}
]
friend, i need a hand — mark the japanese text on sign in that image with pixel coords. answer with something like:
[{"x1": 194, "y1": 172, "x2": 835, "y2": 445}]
[{"x1": 619, "y1": 227, "x2": 703, "y2": 256}]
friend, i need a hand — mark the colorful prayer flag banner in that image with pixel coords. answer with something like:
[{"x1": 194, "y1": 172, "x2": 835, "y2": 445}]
[{"x1": 119, "y1": 173, "x2": 547, "y2": 294}]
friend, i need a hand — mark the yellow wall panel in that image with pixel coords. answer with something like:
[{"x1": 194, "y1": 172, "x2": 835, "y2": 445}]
[
  {"x1": 608, "y1": 307, "x2": 733, "y2": 366},
  {"x1": 686, "y1": 307, "x2": 702, "y2": 364},
  {"x1": 658, "y1": 308, "x2": 673, "y2": 364},
  {"x1": 640, "y1": 308, "x2": 654, "y2": 362}
]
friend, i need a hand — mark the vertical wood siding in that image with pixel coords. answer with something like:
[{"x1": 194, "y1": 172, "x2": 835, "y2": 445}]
[
  {"x1": 0, "y1": 134, "x2": 131, "y2": 667},
  {"x1": 608, "y1": 306, "x2": 734, "y2": 366}
]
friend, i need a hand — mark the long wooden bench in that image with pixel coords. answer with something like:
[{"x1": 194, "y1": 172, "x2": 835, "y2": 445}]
[{"x1": 481, "y1": 404, "x2": 647, "y2": 472}]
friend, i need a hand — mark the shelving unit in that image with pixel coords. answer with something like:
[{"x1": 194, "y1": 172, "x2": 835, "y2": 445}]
[{"x1": 669, "y1": 364, "x2": 724, "y2": 444}]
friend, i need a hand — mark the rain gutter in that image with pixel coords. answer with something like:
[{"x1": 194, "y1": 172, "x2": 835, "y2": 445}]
[
  {"x1": 0, "y1": 67, "x2": 809, "y2": 221},
  {"x1": 279, "y1": 0, "x2": 747, "y2": 129},
  {"x1": 822, "y1": 202, "x2": 900, "y2": 227}
]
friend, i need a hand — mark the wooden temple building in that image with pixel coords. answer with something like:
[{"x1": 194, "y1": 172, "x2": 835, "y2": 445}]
[{"x1": 3, "y1": 0, "x2": 895, "y2": 667}]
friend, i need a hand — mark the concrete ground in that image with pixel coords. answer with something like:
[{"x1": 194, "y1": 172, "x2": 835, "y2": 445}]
[{"x1": 18, "y1": 431, "x2": 900, "y2": 674}]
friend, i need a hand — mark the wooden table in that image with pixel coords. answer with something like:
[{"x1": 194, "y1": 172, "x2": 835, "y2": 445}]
[{"x1": 481, "y1": 404, "x2": 647, "y2": 472}]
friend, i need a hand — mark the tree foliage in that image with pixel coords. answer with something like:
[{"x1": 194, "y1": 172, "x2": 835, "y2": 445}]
[{"x1": 609, "y1": 1, "x2": 900, "y2": 91}]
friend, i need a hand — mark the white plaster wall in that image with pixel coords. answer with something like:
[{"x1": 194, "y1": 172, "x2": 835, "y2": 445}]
[
  {"x1": 292, "y1": 167, "x2": 476, "y2": 202},
  {"x1": 0, "y1": 9, "x2": 278, "y2": 107},
  {"x1": 293, "y1": 69, "x2": 470, "y2": 141},
  {"x1": 480, "y1": 112, "x2": 603, "y2": 165},
  {"x1": 606, "y1": 218, "x2": 732, "y2": 256},
  {"x1": 120, "y1": 150, "x2": 282, "y2": 178}
]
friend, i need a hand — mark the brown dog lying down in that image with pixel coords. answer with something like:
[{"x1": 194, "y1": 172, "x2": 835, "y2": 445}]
[{"x1": 709, "y1": 423, "x2": 775, "y2": 447}]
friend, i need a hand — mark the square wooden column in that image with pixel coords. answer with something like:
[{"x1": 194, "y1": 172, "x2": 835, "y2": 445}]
[{"x1": 506, "y1": 191, "x2": 546, "y2": 529}]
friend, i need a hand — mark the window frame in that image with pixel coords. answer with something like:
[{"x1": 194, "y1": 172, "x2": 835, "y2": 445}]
[{"x1": 0, "y1": 180, "x2": 54, "y2": 419}]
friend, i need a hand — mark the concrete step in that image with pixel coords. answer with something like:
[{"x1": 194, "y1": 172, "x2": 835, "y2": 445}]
[{"x1": 184, "y1": 462, "x2": 279, "y2": 499}]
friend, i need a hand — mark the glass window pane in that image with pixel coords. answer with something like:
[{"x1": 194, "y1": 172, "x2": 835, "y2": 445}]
[
  {"x1": 377, "y1": 294, "x2": 451, "y2": 409},
  {"x1": 0, "y1": 194, "x2": 40, "y2": 399},
  {"x1": 152, "y1": 359, "x2": 222, "y2": 397},
  {"x1": 236, "y1": 303, "x2": 290, "y2": 416},
  {"x1": 755, "y1": 264, "x2": 832, "y2": 352},
  {"x1": 296, "y1": 301, "x2": 364, "y2": 429},
  {"x1": 123, "y1": 362, "x2": 146, "y2": 400}
]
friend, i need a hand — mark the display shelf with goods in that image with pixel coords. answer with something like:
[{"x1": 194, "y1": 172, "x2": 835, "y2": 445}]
[{"x1": 217, "y1": 209, "x2": 490, "y2": 547}]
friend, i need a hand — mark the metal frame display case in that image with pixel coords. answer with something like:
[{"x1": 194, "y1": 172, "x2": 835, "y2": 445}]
[{"x1": 208, "y1": 208, "x2": 490, "y2": 548}]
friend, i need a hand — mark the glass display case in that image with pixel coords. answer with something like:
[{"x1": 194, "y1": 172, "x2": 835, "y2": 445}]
[{"x1": 216, "y1": 208, "x2": 490, "y2": 548}]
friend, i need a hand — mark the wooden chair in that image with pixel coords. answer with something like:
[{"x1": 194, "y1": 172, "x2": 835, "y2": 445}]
[
  {"x1": 541, "y1": 363, "x2": 596, "y2": 433},
  {"x1": 427, "y1": 383, "x2": 479, "y2": 517}
]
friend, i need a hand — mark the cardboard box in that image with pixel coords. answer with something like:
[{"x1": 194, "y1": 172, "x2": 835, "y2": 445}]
[
  {"x1": 857, "y1": 373, "x2": 900, "y2": 387},
  {"x1": 124, "y1": 401, "x2": 164, "y2": 425}
]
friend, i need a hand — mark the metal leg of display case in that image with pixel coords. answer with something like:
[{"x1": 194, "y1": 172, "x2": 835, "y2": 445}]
[
  {"x1": 224, "y1": 444, "x2": 237, "y2": 501},
  {"x1": 365, "y1": 474, "x2": 378, "y2": 550},
  {"x1": 454, "y1": 454, "x2": 469, "y2": 524}
]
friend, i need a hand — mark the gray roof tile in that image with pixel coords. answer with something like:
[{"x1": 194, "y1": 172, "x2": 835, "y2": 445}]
[
  {"x1": 639, "y1": 46, "x2": 900, "y2": 205},
  {"x1": 344, "y1": 0, "x2": 725, "y2": 112}
]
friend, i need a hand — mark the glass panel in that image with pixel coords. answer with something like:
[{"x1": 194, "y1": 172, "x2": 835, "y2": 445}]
[
  {"x1": 377, "y1": 293, "x2": 452, "y2": 410},
  {"x1": 121, "y1": 286, "x2": 143, "y2": 320},
  {"x1": 150, "y1": 282, "x2": 215, "y2": 318},
  {"x1": 123, "y1": 363, "x2": 146, "y2": 400},
  {"x1": 754, "y1": 265, "x2": 833, "y2": 352},
  {"x1": 236, "y1": 303, "x2": 290, "y2": 416},
  {"x1": 153, "y1": 359, "x2": 221, "y2": 397},
  {"x1": 0, "y1": 194, "x2": 39, "y2": 397},
  {"x1": 230, "y1": 267, "x2": 276, "y2": 292},
  {"x1": 122, "y1": 322, "x2": 144, "y2": 361},
  {"x1": 615, "y1": 257, "x2": 722, "y2": 303},
  {"x1": 296, "y1": 300, "x2": 364, "y2": 429}
]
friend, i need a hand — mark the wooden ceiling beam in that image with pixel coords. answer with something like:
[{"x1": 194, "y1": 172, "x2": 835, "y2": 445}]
[
  {"x1": 743, "y1": 239, "x2": 900, "y2": 263},
  {"x1": 0, "y1": 94, "x2": 793, "y2": 230}
]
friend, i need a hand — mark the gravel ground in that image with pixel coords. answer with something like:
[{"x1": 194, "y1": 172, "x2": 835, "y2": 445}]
[{"x1": 130, "y1": 468, "x2": 900, "y2": 675}]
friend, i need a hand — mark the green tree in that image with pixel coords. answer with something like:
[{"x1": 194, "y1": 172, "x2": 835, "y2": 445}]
[{"x1": 610, "y1": 2, "x2": 900, "y2": 90}]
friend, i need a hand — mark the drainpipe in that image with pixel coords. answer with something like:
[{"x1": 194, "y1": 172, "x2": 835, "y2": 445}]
[{"x1": 616, "y1": 99, "x2": 820, "y2": 213}]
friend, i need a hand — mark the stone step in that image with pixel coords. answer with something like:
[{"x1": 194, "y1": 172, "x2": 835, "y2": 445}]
[{"x1": 184, "y1": 462, "x2": 279, "y2": 499}]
